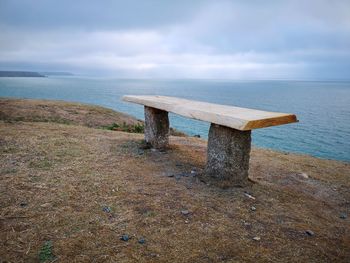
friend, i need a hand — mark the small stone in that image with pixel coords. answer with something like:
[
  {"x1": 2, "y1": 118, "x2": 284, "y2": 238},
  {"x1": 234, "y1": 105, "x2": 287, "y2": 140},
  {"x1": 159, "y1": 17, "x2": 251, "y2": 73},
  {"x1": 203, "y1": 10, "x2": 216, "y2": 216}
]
[
  {"x1": 251, "y1": 206, "x2": 256, "y2": 211},
  {"x1": 182, "y1": 172, "x2": 189, "y2": 177},
  {"x1": 40, "y1": 203, "x2": 51, "y2": 208},
  {"x1": 185, "y1": 219, "x2": 190, "y2": 224},
  {"x1": 340, "y1": 213, "x2": 347, "y2": 219},
  {"x1": 252, "y1": 236, "x2": 260, "y2": 241},
  {"x1": 298, "y1": 172, "x2": 309, "y2": 179},
  {"x1": 190, "y1": 170, "x2": 196, "y2": 175},
  {"x1": 166, "y1": 174, "x2": 174, "y2": 178},
  {"x1": 120, "y1": 234, "x2": 129, "y2": 241},
  {"x1": 102, "y1": 206, "x2": 111, "y2": 213},
  {"x1": 138, "y1": 237, "x2": 145, "y2": 244},
  {"x1": 301, "y1": 172, "x2": 308, "y2": 178},
  {"x1": 175, "y1": 172, "x2": 191, "y2": 178},
  {"x1": 181, "y1": 210, "x2": 190, "y2": 216},
  {"x1": 175, "y1": 174, "x2": 182, "y2": 181},
  {"x1": 305, "y1": 230, "x2": 314, "y2": 236},
  {"x1": 20, "y1": 202, "x2": 27, "y2": 207},
  {"x1": 193, "y1": 134, "x2": 201, "y2": 138}
]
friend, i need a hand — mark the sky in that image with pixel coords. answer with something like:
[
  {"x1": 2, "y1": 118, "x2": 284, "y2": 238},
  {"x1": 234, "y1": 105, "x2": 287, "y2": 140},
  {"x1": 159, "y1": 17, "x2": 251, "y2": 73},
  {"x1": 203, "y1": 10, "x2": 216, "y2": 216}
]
[{"x1": 0, "y1": 0, "x2": 349, "y2": 79}]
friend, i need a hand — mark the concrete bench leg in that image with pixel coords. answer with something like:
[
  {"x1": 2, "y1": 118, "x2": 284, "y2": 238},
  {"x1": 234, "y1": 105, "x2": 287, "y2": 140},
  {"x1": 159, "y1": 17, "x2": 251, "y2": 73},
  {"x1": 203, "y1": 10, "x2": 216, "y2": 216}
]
[
  {"x1": 205, "y1": 123, "x2": 251, "y2": 187},
  {"x1": 144, "y1": 106, "x2": 169, "y2": 150}
]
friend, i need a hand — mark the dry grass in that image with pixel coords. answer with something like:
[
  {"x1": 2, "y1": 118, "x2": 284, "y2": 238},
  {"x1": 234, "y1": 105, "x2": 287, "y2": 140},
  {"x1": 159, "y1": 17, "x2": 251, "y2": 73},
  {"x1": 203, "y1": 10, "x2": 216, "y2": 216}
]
[
  {"x1": 0, "y1": 99, "x2": 349, "y2": 262},
  {"x1": 0, "y1": 98, "x2": 186, "y2": 137},
  {"x1": 0, "y1": 98, "x2": 142, "y2": 128}
]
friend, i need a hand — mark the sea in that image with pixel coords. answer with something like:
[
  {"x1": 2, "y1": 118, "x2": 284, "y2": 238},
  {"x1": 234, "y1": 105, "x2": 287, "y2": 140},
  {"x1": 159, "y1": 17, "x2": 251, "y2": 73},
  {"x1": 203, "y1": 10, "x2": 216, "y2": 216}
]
[{"x1": 0, "y1": 77, "x2": 349, "y2": 162}]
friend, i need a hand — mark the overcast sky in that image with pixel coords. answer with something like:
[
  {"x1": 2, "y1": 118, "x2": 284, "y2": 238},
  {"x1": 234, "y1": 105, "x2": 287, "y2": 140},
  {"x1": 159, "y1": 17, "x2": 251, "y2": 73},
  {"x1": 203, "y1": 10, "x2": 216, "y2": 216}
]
[{"x1": 0, "y1": 0, "x2": 349, "y2": 79}]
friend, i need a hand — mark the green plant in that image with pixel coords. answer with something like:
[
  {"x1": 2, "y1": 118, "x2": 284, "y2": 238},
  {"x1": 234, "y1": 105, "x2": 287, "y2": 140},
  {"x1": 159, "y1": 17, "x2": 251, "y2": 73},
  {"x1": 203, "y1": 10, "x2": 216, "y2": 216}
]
[
  {"x1": 103, "y1": 122, "x2": 120, "y2": 130},
  {"x1": 102, "y1": 122, "x2": 144, "y2": 133},
  {"x1": 29, "y1": 159, "x2": 52, "y2": 169},
  {"x1": 38, "y1": 241, "x2": 56, "y2": 262},
  {"x1": 131, "y1": 123, "x2": 144, "y2": 133}
]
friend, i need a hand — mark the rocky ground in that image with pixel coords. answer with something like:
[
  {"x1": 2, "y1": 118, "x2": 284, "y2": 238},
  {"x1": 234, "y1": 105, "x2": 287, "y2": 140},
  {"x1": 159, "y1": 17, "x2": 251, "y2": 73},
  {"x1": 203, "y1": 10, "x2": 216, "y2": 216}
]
[{"x1": 0, "y1": 98, "x2": 349, "y2": 262}]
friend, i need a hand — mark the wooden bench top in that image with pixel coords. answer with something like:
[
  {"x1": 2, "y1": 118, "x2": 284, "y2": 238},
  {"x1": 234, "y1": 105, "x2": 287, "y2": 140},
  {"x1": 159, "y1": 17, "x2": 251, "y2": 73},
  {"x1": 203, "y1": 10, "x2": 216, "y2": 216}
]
[{"x1": 123, "y1": 95, "x2": 298, "y2": 131}]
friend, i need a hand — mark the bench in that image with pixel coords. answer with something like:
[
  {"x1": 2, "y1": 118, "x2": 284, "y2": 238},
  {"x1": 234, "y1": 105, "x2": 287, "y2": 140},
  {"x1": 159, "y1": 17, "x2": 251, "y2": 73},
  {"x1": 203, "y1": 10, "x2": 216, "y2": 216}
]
[{"x1": 123, "y1": 95, "x2": 298, "y2": 187}]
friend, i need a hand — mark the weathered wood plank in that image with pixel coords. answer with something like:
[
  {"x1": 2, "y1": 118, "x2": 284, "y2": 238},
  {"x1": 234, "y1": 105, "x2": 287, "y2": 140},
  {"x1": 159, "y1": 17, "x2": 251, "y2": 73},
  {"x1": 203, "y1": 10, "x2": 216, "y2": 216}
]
[{"x1": 123, "y1": 95, "x2": 298, "y2": 131}]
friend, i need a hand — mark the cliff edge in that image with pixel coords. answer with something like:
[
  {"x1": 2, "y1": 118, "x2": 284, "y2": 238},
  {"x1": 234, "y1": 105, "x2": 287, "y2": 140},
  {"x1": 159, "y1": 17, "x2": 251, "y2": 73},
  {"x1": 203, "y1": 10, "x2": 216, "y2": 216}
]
[{"x1": 0, "y1": 98, "x2": 349, "y2": 262}]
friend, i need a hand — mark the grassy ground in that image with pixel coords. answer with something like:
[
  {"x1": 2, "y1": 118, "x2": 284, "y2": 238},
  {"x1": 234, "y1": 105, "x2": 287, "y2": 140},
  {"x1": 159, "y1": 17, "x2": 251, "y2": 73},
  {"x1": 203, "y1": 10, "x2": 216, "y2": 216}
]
[
  {"x1": 0, "y1": 98, "x2": 185, "y2": 137},
  {"x1": 0, "y1": 99, "x2": 349, "y2": 262}
]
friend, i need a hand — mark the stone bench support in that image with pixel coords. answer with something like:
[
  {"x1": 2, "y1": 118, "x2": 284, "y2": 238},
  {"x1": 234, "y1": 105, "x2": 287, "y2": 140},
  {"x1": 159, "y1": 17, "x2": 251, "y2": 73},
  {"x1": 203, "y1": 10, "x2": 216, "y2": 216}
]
[
  {"x1": 144, "y1": 106, "x2": 169, "y2": 150},
  {"x1": 205, "y1": 124, "x2": 251, "y2": 186}
]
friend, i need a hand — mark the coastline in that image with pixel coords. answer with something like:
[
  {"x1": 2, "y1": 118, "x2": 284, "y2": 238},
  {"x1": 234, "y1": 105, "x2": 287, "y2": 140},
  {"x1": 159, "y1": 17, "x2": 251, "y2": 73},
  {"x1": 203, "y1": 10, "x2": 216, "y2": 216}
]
[
  {"x1": 1, "y1": 78, "x2": 348, "y2": 162},
  {"x1": 0, "y1": 97, "x2": 348, "y2": 163}
]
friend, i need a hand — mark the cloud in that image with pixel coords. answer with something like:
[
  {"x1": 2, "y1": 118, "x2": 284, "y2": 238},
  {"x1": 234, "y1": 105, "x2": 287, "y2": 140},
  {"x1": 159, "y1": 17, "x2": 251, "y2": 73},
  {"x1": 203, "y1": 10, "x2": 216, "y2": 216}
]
[
  {"x1": 0, "y1": 0, "x2": 200, "y2": 30},
  {"x1": 0, "y1": 0, "x2": 349, "y2": 79}
]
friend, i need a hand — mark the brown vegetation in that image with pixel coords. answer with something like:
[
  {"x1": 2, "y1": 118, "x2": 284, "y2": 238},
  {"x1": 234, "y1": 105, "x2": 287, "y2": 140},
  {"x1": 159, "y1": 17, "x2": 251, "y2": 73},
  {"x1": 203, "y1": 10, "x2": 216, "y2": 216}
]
[
  {"x1": 0, "y1": 99, "x2": 349, "y2": 262},
  {"x1": 0, "y1": 98, "x2": 185, "y2": 137},
  {"x1": 0, "y1": 98, "x2": 141, "y2": 128}
]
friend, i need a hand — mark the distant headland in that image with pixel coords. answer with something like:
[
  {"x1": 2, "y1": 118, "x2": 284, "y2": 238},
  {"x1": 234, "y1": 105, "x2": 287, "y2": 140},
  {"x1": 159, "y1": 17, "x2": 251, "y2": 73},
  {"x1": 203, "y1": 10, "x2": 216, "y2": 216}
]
[
  {"x1": 0, "y1": 71, "x2": 73, "y2": 77},
  {"x1": 39, "y1": 71, "x2": 74, "y2": 76}
]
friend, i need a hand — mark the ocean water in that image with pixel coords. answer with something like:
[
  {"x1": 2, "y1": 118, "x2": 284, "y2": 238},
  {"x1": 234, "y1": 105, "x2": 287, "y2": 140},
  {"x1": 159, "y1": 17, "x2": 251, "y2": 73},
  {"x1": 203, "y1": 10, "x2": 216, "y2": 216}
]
[{"x1": 0, "y1": 77, "x2": 349, "y2": 162}]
